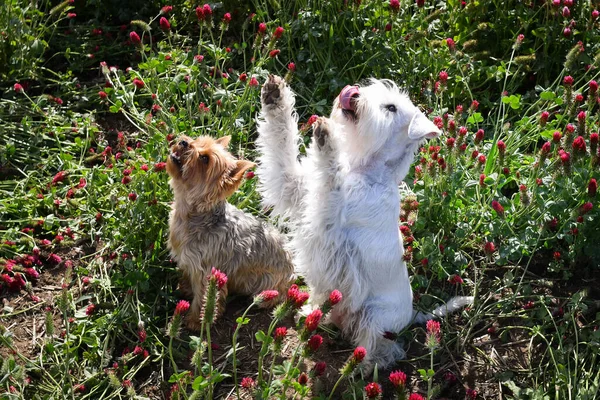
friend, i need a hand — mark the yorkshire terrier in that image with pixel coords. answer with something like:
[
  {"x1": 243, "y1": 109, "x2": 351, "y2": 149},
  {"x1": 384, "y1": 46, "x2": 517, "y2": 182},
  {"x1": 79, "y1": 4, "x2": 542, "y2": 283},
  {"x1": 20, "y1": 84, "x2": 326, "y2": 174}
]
[{"x1": 166, "y1": 135, "x2": 294, "y2": 330}]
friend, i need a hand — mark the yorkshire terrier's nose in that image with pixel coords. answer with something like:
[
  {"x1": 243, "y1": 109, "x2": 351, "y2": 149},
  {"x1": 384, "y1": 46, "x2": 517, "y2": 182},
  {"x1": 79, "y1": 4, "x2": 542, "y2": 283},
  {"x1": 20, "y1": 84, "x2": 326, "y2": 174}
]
[{"x1": 179, "y1": 140, "x2": 189, "y2": 148}]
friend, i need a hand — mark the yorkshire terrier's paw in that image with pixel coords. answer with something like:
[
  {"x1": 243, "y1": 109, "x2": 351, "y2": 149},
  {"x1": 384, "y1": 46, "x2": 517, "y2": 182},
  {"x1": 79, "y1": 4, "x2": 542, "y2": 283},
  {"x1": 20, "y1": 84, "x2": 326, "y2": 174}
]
[
  {"x1": 261, "y1": 75, "x2": 286, "y2": 108},
  {"x1": 312, "y1": 117, "x2": 333, "y2": 152},
  {"x1": 185, "y1": 315, "x2": 202, "y2": 332}
]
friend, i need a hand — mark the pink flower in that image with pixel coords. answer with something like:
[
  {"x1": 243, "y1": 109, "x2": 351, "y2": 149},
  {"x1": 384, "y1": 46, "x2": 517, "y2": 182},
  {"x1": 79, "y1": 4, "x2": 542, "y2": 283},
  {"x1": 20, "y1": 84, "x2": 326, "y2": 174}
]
[
  {"x1": 154, "y1": 162, "x2": 166, "y2": 172},
  {"x1": 174, "y1": 300, "x2": 190, "y2": 315},
  {"x1": 273, "y1": 26, "x2": 284, "y2": 39},
  {"x1": 563, "y1": 27, "x2": 572, "y2": 37},
  {"x1": 67, "y1": 13, "x2": 76, "y2": 19},
  {"x1": 256, "y1": 290, "x2": 279, "y2": 303},
  {"x1": 194, "y1": 54, "x2": 204, "y2": 63},
  {"x1": 128, "y1": 192, "x2": 137, "y2": 201},
  {"x1": 240, "y1": 377, "x2": 255, "y2": 389},
  {"x1": 135, "y1": 327, "x2": 146, "y2": 344},
  {"x1": 466, "y1": 388, "x2": 478, "y2": 399},
  {"x1": 446, "y1": 38, "x2": 456, "y2": 51},
  {"x1": 329, "y1": 289, "x2": 342, "y2": 305},
  {"x1": 314, "y1": 361, "x2": 327, "y2": 376},
  {"x1": 258, "y1": 22, "x2": 267, "y2": 34},
  {"x1": 133, "y1": 78, "x2": 144, "y2": 89},
  {"x1": 573, "y1": 136, "x2": 586, "y2": 153},
  {"x1": 307, "y1": 334, "x2": 323, "y2": 352},
  {"x1": 563, "y1": 75, "x2": 574, "y2": 86},
  {"x1": 239, "y1": 73, "x2": 247, "y2": 82},
  {"x1": 409, "y1": 394, "x2": 425, "y2": 400},
  {"x1": 210, "y1": 267, "x2": 228, "y2": 289},
  {"x1": 470, "y1": 100, "x2": 479, "y2": 110},
  {"x1": 446, "y1": 137, "x2": 455, "y2": 148},
  {"x1": 159, "y1": 17, "x2": 171, "y2": 31},
  {"x1": 287, "y1": 62, "x2": 296, "y2": 71},
  {"x1": 390, "y1": 0, "x2": 400, "y2": 11},
  {"x1": 269, "y1": 49, "x2": 280, "y2": 58},
  {"x1": 14, "y1": 83, "x2": 24, "y2": 93},
  {"x1": 202, "y1": 4, "x2": 212, "y2": 17},
  {"x1": 389, "y1": 370, "x2": 407, "y2": 388},
  {"x1": 48, "y1": 253, "x2": 62, "y2": 264},
  {"x1": 353, "y1": 346, "x2": 367, "y2": 362},
  {"x1": 475, "y1": 129, "x2": 484, "y2": 143},
  {"x1": 562, "y1": 6, "x2": 570, "y2": 17},
  {"x1": 593, "y1": 9, "x2": 600, "y2": 20},
  {"x1": 426, "y1": 319, "x2": 441, "y2": 335},
  {"x1": 497, "y1": 140, "x2": 506, "y2": 153},
  {"x1": 161, "y1": 5, "x2": 173, "y2": 14},
  {"x1": 365, "y1": 382, "x2": 382, "y2": 398},
  {"x1": 478, "y1": 154, "x2": 486, "y2": 164},
  {"x1": 492, "y1": 200, "x2": 504, "y2": 216},
  {"x1": 540, "y1": 111, "x2": 549, "y2": 125},
  {"x1": 222, "y1": 13, "x2": 232, "y2": 24},
  {"x1": 479, "y1": 174, "x2": 486, "y2": 186},
  {"x1": 580, "y1": 202, "x2": 593, "y2": 215},
  {"x1": 484, "y1": 242, "x2": 496, "y2": 255},
  {"x1": 552, "y1": 131, "x2": 562, "y2": 143},
  {"x1": 559, "y1": 150, "x2": 571, "y2": 164},
  {"x1": 249, "y1": 77, "x2": 259, "y2": 87},
  {"x1": 298, "y1": 372, "x2": 308, "y2": 385},
  {"x1": 274, "y1": 326, "x2": 287, "y2": 340},
  {"x1": 440, "y1": 71, "x2": 448, "y2": 83},
  {"x1": 129, "y1": 31, "x2": 141, "y2": 44},
  {"x1": 589, "y1": 178, "x2": 597, "y2": 197},
  {"x1": 590, "y1": 80, "x2": 598, "y2": 94},
  {"x1": 541, "y1": 141, "x2": 551, "y2": 155},
  {"x1": 52, "y1": 171, "x2": 67, "y2": 185},
  {"x1": 304, "y1": 309, "x2": 323, "y2": 332},
  {"x1": 86, "y1": 303, "x2": 96, "y2": 316}
]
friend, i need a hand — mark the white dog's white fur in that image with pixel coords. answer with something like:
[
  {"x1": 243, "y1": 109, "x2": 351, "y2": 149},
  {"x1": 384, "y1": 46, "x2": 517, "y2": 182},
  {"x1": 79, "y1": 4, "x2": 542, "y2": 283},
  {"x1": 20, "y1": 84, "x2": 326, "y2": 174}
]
[{"x1": 256, "y1": 75, "x2": 473, "y2": 370}]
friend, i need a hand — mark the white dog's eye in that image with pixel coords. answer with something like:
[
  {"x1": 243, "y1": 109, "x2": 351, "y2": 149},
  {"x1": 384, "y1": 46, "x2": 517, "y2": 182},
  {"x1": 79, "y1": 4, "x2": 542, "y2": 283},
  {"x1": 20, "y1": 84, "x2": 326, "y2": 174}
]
[{"x1": 385, "y1": 104, "x2": 397, "y2": 113}]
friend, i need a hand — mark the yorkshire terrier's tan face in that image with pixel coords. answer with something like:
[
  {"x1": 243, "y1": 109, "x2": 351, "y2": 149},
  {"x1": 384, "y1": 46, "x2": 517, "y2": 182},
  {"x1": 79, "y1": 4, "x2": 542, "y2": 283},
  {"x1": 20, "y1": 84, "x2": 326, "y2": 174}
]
[{"x1": 166, "y1": 135, "x2": 255, "y2": 206}]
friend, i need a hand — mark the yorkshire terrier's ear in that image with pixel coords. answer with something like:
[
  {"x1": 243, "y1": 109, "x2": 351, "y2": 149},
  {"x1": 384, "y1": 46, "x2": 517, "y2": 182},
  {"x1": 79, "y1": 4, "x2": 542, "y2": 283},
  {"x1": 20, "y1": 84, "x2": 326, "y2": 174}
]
[
  {"x1": 215, "y1": 135, "x2": 231, "y2": 148},
  {"x1": 223, "y1": 160, "x2": 255, "y2": 197}
]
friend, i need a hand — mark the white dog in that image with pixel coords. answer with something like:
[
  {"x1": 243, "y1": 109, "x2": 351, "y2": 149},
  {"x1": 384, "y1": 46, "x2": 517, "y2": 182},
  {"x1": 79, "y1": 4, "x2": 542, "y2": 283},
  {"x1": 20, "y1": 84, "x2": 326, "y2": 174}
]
[{"x1": 256, "y1": 75, "x2": 473, "y2": 370}]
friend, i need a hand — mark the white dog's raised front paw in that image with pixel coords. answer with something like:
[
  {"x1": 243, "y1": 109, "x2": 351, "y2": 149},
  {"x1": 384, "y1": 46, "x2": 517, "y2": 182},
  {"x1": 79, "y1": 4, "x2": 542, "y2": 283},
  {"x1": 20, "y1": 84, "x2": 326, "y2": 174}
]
[
  {"x1": 261, "y1": 74, "x2": 288, "y2": 110},
  {"x1": 312, "y1": 117, "x2": 334, "y2": 153}
]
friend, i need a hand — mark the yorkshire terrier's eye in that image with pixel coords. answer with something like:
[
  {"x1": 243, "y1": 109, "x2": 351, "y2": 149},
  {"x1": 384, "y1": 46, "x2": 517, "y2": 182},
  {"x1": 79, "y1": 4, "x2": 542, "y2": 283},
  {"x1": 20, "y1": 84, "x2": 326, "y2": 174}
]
[
  {"x1": 200, "y1": 155, "x2": 209, "y2": 164},
  {"x1": 385, "y1": 104, "x2": 397, "y2": 113}
]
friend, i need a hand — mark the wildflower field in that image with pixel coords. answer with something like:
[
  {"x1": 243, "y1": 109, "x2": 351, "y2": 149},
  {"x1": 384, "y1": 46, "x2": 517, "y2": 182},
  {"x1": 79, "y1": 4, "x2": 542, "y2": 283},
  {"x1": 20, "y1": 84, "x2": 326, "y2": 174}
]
[{"x1": 1, "y1": 0, "x2": 600, "y2": 398}]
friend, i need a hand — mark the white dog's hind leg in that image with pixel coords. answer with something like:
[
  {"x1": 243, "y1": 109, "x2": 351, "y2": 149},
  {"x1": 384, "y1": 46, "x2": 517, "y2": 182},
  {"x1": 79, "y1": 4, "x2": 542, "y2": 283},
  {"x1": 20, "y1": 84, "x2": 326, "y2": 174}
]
[
  {"x1": 350, "y1": 305, "x2": 408, "y2": 374},
  {"x1": 256, "y1": 75, "x2": 305, "y2": 218},
  {"x1": 412, "y1": 296, "x2": 474, "y2": 324}
]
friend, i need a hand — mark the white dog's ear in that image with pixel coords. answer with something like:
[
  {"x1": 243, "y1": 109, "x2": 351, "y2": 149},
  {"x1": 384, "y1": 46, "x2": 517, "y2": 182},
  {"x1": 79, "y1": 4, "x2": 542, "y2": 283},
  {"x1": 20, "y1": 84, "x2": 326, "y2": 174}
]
[
  {"x1": 408, "y1": 111, "x2": 441, "y2": 140},
  {"x1": 216, "y1": 135, "x2": 231, "y2": 148}
]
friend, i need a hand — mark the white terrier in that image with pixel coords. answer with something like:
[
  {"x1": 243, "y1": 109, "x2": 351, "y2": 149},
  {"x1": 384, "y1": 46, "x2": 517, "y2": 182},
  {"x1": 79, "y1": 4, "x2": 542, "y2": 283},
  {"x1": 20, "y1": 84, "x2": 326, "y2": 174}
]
[{"x1": 256, "y1": 75, "x2": 473, "y2": 370}]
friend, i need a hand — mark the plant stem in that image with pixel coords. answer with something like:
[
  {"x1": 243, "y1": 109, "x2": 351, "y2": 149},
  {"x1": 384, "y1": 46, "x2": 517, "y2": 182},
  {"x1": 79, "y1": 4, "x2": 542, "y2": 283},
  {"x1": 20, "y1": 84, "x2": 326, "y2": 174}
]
[
  {"x1": 232, "y1": 303, "x2": 255, "y2": 399},
  {"x1": 206, "y1": 322, "x2": 214, "y2": 399}
]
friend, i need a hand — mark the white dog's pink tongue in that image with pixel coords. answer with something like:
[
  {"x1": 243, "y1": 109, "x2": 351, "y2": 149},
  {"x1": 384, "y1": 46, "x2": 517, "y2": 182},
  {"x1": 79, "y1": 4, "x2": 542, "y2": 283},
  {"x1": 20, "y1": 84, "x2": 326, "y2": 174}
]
[{"x1": 339, "y1": 85, "x2": 359, "y2": 111}]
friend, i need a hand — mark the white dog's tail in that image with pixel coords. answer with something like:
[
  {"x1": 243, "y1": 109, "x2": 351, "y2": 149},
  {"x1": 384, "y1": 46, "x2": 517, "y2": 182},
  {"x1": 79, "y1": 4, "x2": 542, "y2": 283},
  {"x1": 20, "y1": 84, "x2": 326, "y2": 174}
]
[{"x1": 412, "y1": 296, "x2": 474, "y2": 324}]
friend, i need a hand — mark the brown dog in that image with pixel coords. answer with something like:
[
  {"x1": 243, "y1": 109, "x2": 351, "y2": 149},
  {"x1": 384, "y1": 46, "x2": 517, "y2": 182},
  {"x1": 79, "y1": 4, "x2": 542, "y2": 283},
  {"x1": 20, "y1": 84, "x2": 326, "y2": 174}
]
[{"x1": 166, "y1": 135, "x2": 294, "y2": 330}]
